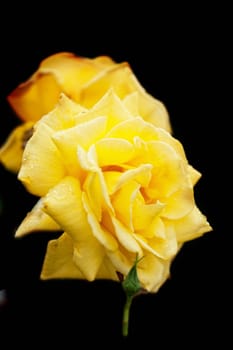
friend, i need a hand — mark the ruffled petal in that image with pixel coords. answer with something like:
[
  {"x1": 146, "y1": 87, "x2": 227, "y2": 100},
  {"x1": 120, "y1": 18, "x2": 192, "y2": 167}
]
[
  {"x1": 137, "y1": 253, "x2": 171, "y2": 292},
  {"x1": 41, "y1": 232, "x2": 84, "y2": 280},
  {"x1": 15, "y1": 198, "x2": 60, "y2": 237},
  {"x1": 18, "y1": 123, "x2": 66, "y2": 196},
  {"x1": 0, "y1": 122, "x2": 34, "y2": 172},
  {"x1": 174, "y1": 205, "x2": 213, "y2": 242}
]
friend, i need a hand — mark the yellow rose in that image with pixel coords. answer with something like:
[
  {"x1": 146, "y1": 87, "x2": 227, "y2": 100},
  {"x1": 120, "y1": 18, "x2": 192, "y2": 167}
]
[
  {"x1": 0, "y1": 52, "x2": 171, "y2": 173},
  {"x1": 15, "y1": 91, "x2": 212, "y2": 292}
]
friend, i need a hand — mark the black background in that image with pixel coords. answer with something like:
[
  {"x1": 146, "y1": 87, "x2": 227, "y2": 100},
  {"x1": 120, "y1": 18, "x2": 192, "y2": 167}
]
[{"x1": 0, "y1": 3, "x2": 230, "y2": 348}]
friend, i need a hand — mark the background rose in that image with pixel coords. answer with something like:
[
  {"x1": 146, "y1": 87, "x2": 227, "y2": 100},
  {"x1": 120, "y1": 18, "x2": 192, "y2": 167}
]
[
  {"x1": 15, "y1": 90, "x2": 212, "y2": 292},
  {"x1": 0, "y1": 52, "x2": 171, "y2": 173}
]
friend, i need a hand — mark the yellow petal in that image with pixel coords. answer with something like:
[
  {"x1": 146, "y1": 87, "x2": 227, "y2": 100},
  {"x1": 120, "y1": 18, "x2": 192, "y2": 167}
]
[
  {"x1": 137, "y1": 253, "x2": 171, "y2": 292},
  {"x1": 112, "y1": 181, "x2": 140, "y2": 231},
  {"x1": 83, "y1": 172, "x2": 106, "y2": 221},
  {"x1": 53, "y1": 115, "x2": 107, "y2": 151},
  {"x1": 141, "y1": 214, "x2": 166, "y2": 239},
  {"x1": 8, "y1": 52, "x2": 116, "y2": 122},
  {"x1": 146, "y1": 141, "x2": 193, "y2": 199},
  {"x1": 134, "y1": 223, "x2": 178, "y2": 260},
  {"x1": 123, "y1": 90, "x2": 171, "y2": 133},
  {"x1": 42, "y1": 176, "x2": 93, "y2": 242},
  {"x1": 95, "y1": 256, "x2": 119, "y2": 280},
  {"x1": 0, "y1": 122, "x2": 34, "y2": 172},
  {"x1": 188, "y1": 164, "x2": 202, "y2": 185},
  {"x1": 95, "y1": 138, "x2": 135, "y2": 167},
  {"x1": 8, "y1": 73, "x2": 62, "y2": 122},
  {"x1": 80, "y1": 63, "x2": 138, "y2": 108},
  {"x1": 161, "y1": 187, "x2": 195, "y2": 219},
  {"x1": 78, "y1": 145, "x2": 113, "y2": 214},
  {"x1": 40, "y1": 93, "x2": 87, "y2": 131},
  {"x1": 174, "y1": 206, "x2": 213, "y2": 242},
  {"x1": 73, "y1": 240, "x2": 105, "y2": 281},
  {"x1": 41, "y1": 232, "x2": 84, "y2": 280},
  {"x1": 112, "y1": 163, "x2": 152, "y2": 193},
  {"x1": 15, "y1": 198, "x2": 60, "y2": 237},
  {"x1": 42, "y1": 176, "x2": 106, "y2": 279},
  {"x1": 82, "y1": 89, "x2": 133, "y2": 131},
  {"x1": 106, "y1": 116, "x2": 159, "y2": 142},
  {"x1": 107, "y1": 249, "x2": 134, "y2": 276},
  {"x1": 133, "y1": 197, "x2": 165, "y2": 232},
  {"x1": 111, "y1": 216, "x2": 143, "y2": 255},
  {"x1": 82, "y1": 192, "x2": 118, "y2": 251},
  {"x1": 18, "y1": 122, "x2": 66, "y2": 196}
]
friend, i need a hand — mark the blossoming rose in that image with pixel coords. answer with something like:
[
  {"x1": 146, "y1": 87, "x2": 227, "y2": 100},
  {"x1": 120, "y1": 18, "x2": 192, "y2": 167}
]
[
  {"x1": 15, "y1": 90, "x2": 212, "y2": 292},
  {"x1": 0, "y1": 52, "x2": 171, "y2": 173}
]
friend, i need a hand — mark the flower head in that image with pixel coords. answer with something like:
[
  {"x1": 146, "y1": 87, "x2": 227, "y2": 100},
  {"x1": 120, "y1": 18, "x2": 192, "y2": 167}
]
[
  {"x1": 0, "y1": 52, "x2": 170, "y2": 173},
  {"x1": 15, "y1": 90, "x2": 212, "y2": 292}
]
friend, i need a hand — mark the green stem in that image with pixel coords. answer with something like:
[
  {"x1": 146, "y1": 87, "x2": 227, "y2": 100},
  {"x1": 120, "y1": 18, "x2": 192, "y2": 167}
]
[{"x1": 122, "y1": 295, "x2": 133, "y2": 337}]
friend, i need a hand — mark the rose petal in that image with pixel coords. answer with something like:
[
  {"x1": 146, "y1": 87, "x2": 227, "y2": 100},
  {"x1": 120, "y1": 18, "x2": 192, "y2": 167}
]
[
  {"x1": 134, "y1": 223, "x2": 178, "y2": 260},
  {"x1": 42, "y1": 176, "x2": 106, "y2": 279},
  {"x1": 15, "y1": 198, "x2": 60, "y2": 237},
  {"x1": 112, "y1": 163, "x2": 152, "y2": 193},
  {"x1": 111, "y1": 181, "x2": 140, "y2": 231},
  {"x1": 42, "y1": 176, "x2": 93, "y2": 241},
  {"x1": 133, "y1": 197, "x2": 166, "y2": 232},
  {"x1": 0, "y1": 122, "x2": 34, "y2": 172},
  {"x1": 137, "y1": 253, "x2": 171, "y2": 292},
  {"x1": 174, "y1": 205, "x2": 213, "y2": 242},
  {"x1": 123, "y1": 90, "x2": 171, "y2": 132},
  {"x1": 82, "y1": 192, "x2": 118, "y2": 252},
  {"x1": 8, "y1": 52, "x2": 116, "y2": 121},
  {"x1": 82, "y1": 89, "x2": 133, "y2": 130},
  {"x1": 111, "y1": 216, "x2": 143, "y2": 255},
  {"x1": 40, "y1": 93, "x2": 87, "y2": 131},
  {"x1": 80, "y1": 63, "x2": 138, "y2": 108},
  {"x1": 106, "y1": 116, "x2": 159, "y2": 142},
  {"x1": 73, "y1": 239, "x2": 105, "y2": 281},
  {"x1": 53, "y1": 115, "x2": 107, "y2": 150},
  {"x1": 95, "y1": 138, "x2": 135, "y2": 167},
  {"x1": 18, "y1": 123, "x2": 66, "y2": 196},
  {"x1": 41, "y1": 232, "x2": 84, "y2": 280},
  {"x1": 8, "y1": 74, "x2": 62, "y2": 122}
]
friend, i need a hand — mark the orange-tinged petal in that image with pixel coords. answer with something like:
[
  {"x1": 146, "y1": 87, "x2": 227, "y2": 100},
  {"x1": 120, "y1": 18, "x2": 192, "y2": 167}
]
[
  {"x1": 8, "y1": 74, "x2": 62, "y2": 122},
  {"x1": 8, "y1": 52, "x2": 117, "y2": 122},
  {"x1": 0, "y1": 122, "x2": 34, "y2": 172}
]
